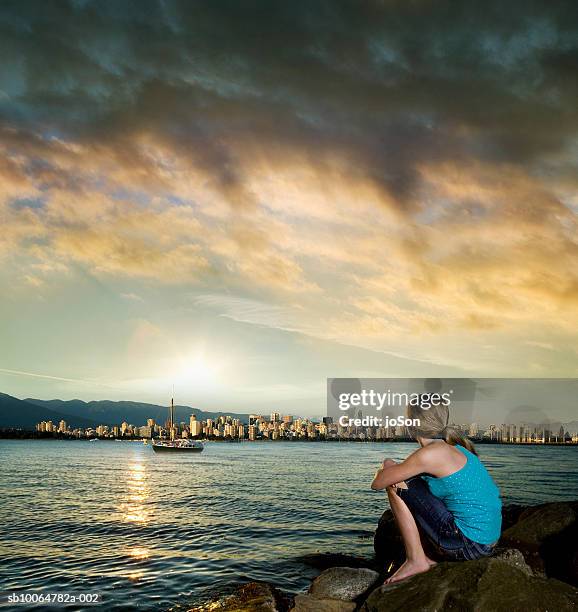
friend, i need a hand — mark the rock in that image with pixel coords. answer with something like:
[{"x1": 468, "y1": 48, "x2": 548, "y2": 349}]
[
  {"x1": 501, "y1": 501, "x2": 578, "y2": 585},
  {"x1": 501, "y1": 504, "x2": 526, "y2": 531},
  {"x1": 291, "y1": 594, "x2": 355, "y2": 612},
  {"x1": 373, "y1": 509, "x2": 403, "y2": 565},
  {"x1": 189, "y1": 581, "x2": 291, "y2": 611},
  {"x1": 491, "y1": 547, "x2": 532, "y2": 575},
  {"x1": 297, "y1": 553, "x2": 377, "y2": 571},
  {"x1": 291, "y1": 566, "x2": 380, "y2": 611},
  {"x1": 309, "y1": 567, "x2": 380, "y2": 601},
  {"x1": 361, "y1": 557, "x2": 578, "y2": 612},
  {"x1": 502, "y1": 502, "x2": 576, "y2": 547}
]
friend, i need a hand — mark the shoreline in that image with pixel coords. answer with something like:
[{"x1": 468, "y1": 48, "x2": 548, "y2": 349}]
[{"x1": 1, "y1": 433, "x2": 577, "y2": 446}]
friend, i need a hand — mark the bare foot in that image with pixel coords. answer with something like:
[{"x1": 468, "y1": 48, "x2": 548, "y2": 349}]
[{"x1": 384, "y1": 558, "x2": 436, "y2": 584}]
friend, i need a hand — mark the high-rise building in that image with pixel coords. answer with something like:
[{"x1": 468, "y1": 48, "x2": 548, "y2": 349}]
[
  {"x1": 190, "y1": 420, "x2": 202, "y2": 437},
  {"x1": 271, "y1": 412, "x2": 280, "y2": 423}
]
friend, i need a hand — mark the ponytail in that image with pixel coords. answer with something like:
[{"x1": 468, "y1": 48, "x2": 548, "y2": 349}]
[
  {"x1": 444, "y1": 426, "x2": 478, "y2": 456},
  {"x1": 406, "y1": 400, "x2": 477, "y2": 454}
]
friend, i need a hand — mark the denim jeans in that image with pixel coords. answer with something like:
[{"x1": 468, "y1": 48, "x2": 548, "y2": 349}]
[{"x1": 396, "y1": 476, "x2": 496, "y2": 561}]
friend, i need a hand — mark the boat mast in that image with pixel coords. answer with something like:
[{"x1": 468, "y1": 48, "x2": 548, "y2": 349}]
[{"x1": 169, "y1": 394, "x2": 175, "y2": 441}]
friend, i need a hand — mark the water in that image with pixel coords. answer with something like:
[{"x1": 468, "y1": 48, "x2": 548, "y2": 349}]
[{"x1": 0, "y1": 440, "x2": 576, "y2": 610}]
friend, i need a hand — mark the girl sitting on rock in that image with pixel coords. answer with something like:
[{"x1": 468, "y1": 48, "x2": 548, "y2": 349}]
[{"x1": 371, "y1": 397, "x2": 502, "y2": 583}]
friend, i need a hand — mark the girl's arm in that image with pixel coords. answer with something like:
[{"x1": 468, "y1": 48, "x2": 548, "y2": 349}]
[{"x1": 370, "y1": 448, "x2": 430, "y2": 490}]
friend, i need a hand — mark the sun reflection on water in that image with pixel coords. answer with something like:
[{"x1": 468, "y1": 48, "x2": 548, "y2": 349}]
[
  {"x1": 118, "y1": 460, "x2": 152, "y2": 525},
  {"x1": 128, "y1": 546, "x2": 150, "y2": 560}
]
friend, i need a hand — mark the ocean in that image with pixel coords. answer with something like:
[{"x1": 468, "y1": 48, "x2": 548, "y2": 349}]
[{"x1": 0, "y1": 440, "x2": 576, "y2": 610}]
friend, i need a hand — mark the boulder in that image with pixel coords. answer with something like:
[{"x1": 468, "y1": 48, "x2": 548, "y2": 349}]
[
  {"x1": 373, "y1": 509, "x2": 403, "y2": 565},
  {"x1": 491, "y1": 547, "x2": 532, "y2": 575},
  {"x1": 189, "y1": 581, "x2": 291, "y2": 611},
  {"x1": 361, "y1": 557, "x2": 578, "y2": 612},
  {"x1": 501, "y1": 501, "x2": 578, "y2": 585},
  {"x1": 291, "y1": 594, "x2": 355, "y2": 612},
  {"x1": 297, "y1": 553, "x2": 377, "y2": 572},
  {"x1": 501, "y1": 503, "x2": 526, "y2": 531},
  {"x1": 309, "y1": 567, "x2": 380, "y2": 601},
  {"x1": 291, "y1": 567, "x2": 380, "y2": 612}
]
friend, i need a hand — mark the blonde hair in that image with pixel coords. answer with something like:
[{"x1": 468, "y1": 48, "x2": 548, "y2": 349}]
[{"x1": 406, "y1": 396, "x2": 477, "y2": 456}]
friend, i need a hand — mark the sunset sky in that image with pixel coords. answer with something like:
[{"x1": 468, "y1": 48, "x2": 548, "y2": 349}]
[{"x1": 1, "y1": 1, "x2": 577, "y2": 415}]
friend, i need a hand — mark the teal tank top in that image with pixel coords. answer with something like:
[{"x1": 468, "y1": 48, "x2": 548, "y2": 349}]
[{"x1": 422, "y1": 445, "x2": 502, "y2": 545}]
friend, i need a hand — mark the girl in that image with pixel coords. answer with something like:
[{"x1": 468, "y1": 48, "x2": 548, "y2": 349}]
[{"x1": 370, "y1": 398, "x2": 502, "y2": 583}]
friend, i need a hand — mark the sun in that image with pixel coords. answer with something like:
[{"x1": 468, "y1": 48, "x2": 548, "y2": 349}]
[{"x1": 175, "y1": 354, "x2": 218, "y2": 387}]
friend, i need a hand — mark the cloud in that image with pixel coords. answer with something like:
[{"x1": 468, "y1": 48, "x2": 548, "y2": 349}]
[
  {"x1": 0, "y1": 366, "x2": 109, "y2": 386},
  {"x1": 192, "y1": 294, "x2": 309, "y2": 333},
  {"x1": 525, "y1": 341, "x2": 556, "y2": 351},
  {"x1": 0, "y1": 0, "x2": 577, "y2": 373},
  {"x1": 121, "y1": 292, "x2": 144, "y2": 302},
  {"x1": 2, "y1": 1, "x2": 577, "y2": 208}
]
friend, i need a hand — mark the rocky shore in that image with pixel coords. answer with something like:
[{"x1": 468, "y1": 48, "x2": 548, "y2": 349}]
[{"x1": 189, "y1": 500, "x2": 578, "y2": 611}]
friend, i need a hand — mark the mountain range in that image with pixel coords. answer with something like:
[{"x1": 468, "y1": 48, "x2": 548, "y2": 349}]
[{"x1": 0, "y1": 393, "x2": 251, "y2": 430}]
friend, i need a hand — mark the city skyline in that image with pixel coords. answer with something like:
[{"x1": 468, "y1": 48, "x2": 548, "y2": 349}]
[{"x1": 31, "y1": 410, "x2": 578, "y2": 444}]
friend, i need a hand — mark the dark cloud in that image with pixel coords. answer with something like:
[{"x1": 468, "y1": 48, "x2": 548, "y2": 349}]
[{"x1": 0, "y1": 0, "x2": 577, "y2": 210}]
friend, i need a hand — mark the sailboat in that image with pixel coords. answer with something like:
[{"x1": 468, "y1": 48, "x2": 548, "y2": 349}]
[{"x1": 151, "y1": 396, "x2": 204, "y2": 453}]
